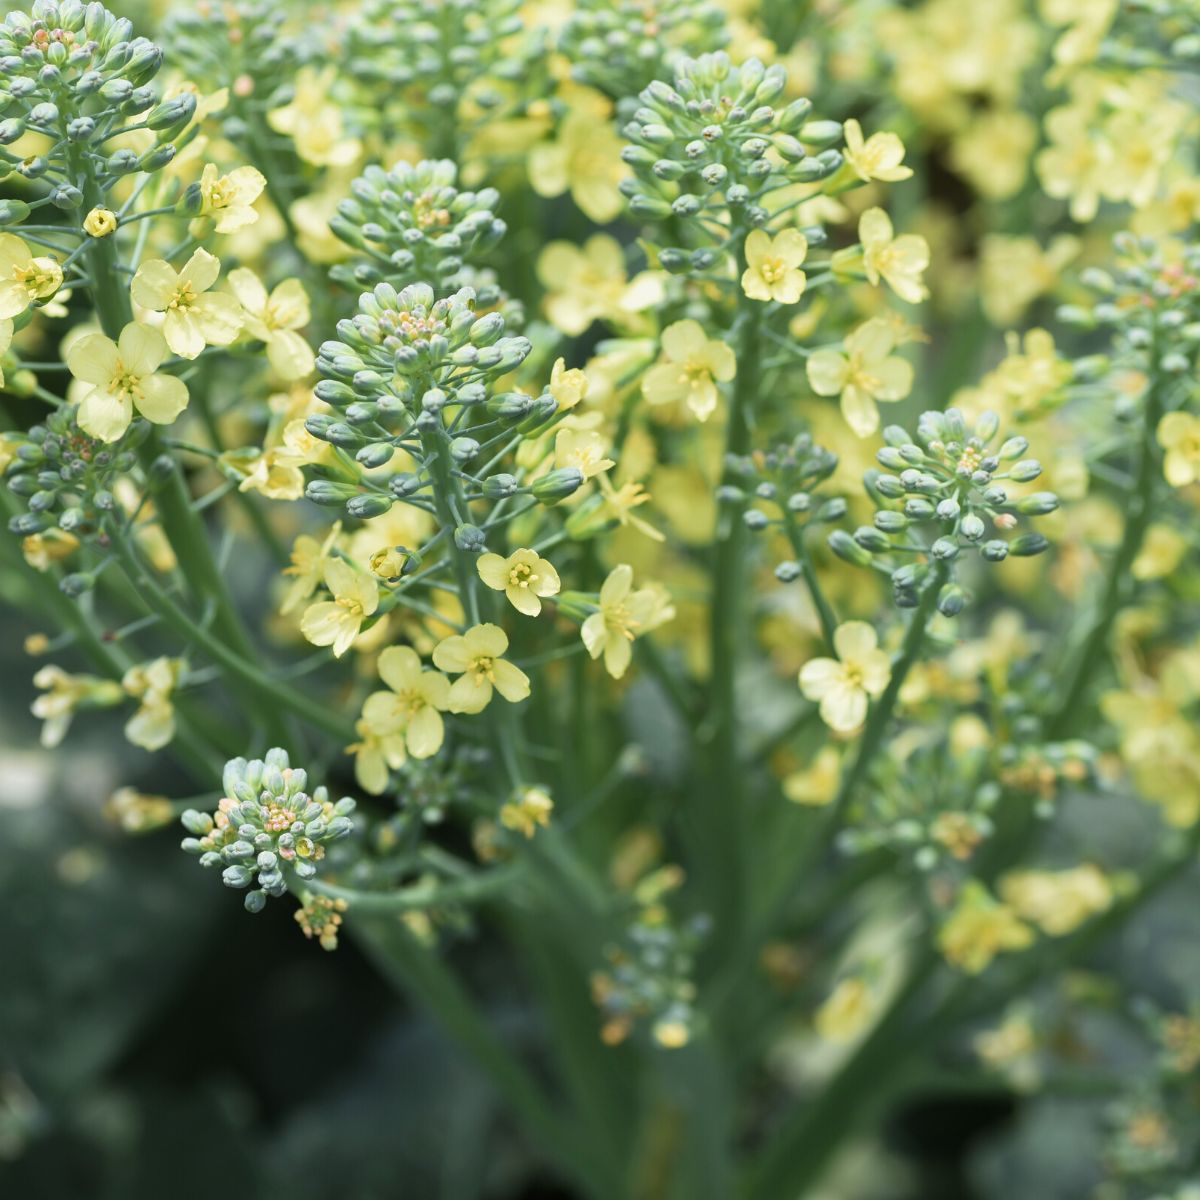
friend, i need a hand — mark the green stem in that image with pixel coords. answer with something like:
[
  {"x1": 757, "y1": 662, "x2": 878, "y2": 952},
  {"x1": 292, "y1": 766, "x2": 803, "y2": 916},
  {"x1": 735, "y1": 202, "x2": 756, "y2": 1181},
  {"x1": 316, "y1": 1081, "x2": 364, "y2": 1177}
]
[
  {"x1": 1049, "y1": 356, "x2": 1165, "y2": 737},
  {"x1": 698, "y1": 289, "x2": 759, "y2": 960},
  {"x1": 107, "y1": 528, "x2": 353, "y2": 745},
  {"x1": 782, "y1": 509, "x2": 839, "y2": 653},
  {"x1": 347, "y1": 915, "x2": 622, "y2": 1200}
]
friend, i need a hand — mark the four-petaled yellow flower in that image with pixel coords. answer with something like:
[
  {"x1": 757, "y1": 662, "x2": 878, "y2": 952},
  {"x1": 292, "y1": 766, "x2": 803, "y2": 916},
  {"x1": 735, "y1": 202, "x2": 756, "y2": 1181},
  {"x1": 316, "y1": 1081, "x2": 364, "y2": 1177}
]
[
  {"x1": 67, "y1": 322, "x2": 189, "y2": 443},
  {"x1": 799, "y1": 621, "x2": 891, "y2": 733},
  {"x1": 500, "y1": 786, "x2": 554, "y2": 838},
  {"x1": 1157, "y1": 411, "x2": 1200, "y2": 487},
  {"x1": 554, "y1": 427, "x2": 614, "y2": 479},
  {"x1": 642, "y1": 319, "x2": 737, "y2": 423},
  {"x1": 267, "y1": 66, "x2": 362, "y2": 168},
  {"x1": 859, "y1": 207, "x2": 930, "y2": 304},
  {"x1": 350, "y1": 645, "x2": 450, "y2": 793},
  {"x1": 132, "y1": 248, "x2": 242, "y2": 360},
  {"x1": 194, "y1": 162, "x2": 266, "y2": 234},
  {"x1": 477, "y1": 547, "x2": 561, "y2": 616},
  {"x1": 548, "y1": 357, "x2": 588, "y2": 412},
  {"x1": 529, "y1": 101, "x2": 626, "y2": 224},
  {"x1": 806, "y1": 318, "x2": 914, "y2": 438},
  {"x1": 300, "y1": 557, "x2": 379, "y2": 657},
  {"x1": 842, "y1": 119, "x2": 913, "y2": 183},
  {"x1": 581, "y1": 564, "x2": 673, "y2": 680},
  {"x1": 741, "y1": 229, "x2": 808, "y2": 304},
  {"x1": 281, "y1": 522, "x2": 342, "y2": 615},
  {"x1": 122, "y1": 656, "x2": 184, "y2": 752},
  {"x1": 0, "y1": 233, "x2": 62, "y2": 318},
  {"x1": 433, "y1": 623, "x2": 531, "y2": 713},
  {"x1": 228, "y1": 268, "x2": 315, "y2": 380},
  {"x1": 938, "y1": 882, "x2": 1034, "y2": 975}
]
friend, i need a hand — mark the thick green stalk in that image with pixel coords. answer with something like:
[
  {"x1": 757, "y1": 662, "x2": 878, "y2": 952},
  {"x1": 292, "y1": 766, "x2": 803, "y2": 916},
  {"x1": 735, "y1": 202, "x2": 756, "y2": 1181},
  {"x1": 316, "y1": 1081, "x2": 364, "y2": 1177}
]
[
  {"x1": 698, "y1": 292, "x2": 759, "y2": 959},
  {"x1": 350, "y1": 915, "x2": 623, "y2": 1200}
]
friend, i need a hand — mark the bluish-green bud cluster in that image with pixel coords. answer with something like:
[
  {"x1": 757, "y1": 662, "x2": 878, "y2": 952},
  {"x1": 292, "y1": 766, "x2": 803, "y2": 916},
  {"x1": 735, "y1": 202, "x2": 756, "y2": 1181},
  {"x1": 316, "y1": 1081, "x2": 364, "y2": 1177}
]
[
  {"x1": 558, "y1": 0, "x2": 727, "y2": 105},
  {"x1": 181, "y1": 748, "x2": 356, "y2": 913},
  {"x1": 723, "y1": 433, "x2": 846, "y2": 572},
  {"x1": 0, "y1": 1, "x2": 190, "y2": 212},
  {"x1": 4, "y1": 407, "x2": 147, "y2": 547},
  {"x1": 330, "y1": 158, "x2": 507, "y2": 294},
  {"x1": 830, "y1": 408, "x2": 1058, "y2": 611},
  {"x1": 620, "y1": 54, "x2": 840, "y2": 265}
]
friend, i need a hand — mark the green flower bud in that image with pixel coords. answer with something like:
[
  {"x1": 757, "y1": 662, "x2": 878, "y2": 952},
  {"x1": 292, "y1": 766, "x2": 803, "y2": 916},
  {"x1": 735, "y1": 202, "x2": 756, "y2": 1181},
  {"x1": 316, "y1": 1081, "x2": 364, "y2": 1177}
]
[
  {"x1": 532, "y1": 468, "x2": 584, "y2": 504},
  {"x1": 828, "y1": 529, "x2": 873, "y2": 567}
]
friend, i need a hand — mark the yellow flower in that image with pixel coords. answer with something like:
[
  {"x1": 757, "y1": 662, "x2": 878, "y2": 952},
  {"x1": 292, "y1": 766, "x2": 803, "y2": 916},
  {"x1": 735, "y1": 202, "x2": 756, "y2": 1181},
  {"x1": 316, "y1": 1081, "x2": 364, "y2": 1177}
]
[
  {"x1": 227, "y1": 268, "x2": 314, "y2": 379},
  {"x1": 21, "y1": 527, "x2": 78, "y2": 571},
  {"x1": 300, "y1": 557, "x2": 379, "y2": 657},
  {"x1": 936, "y1": 883, "x2": 1032, "y2": 974},
  {"x1": 537, "y1": 235, "x2": 663, "y2": 335},
  {"x1": 350, "y1": 646, "x2": 450, "y2": 793},
  {"x1": 938, "y1": 882, "x2": 1034, "y2": 974},
  {"x1": 67, "y1": 322, "x2": 189, "y2": 442},
  {"x1": 500, "y1": 786, "x2": 554, "y2": 838},
  {"x1": 529, "y1": 100, "x2": 626, "y2": 223},
  {"x1": 782, "y1": 745, "x2": 841, "y2": 806},
  {"x1": 948, "y1": 109, "x2": 1036, "y2": 200},
  {"x1": 979, "y1": 233, "x2": 1080, "y2": 327},
  {"x1": 477, "y1": 547, "x2": 561, "y2": 616},
  {"x1": 741, "y1": 229, "x2": 808, "y2": 304},
  {"x1": 1035, "y1": 104, "x2": 1111, "y2": 223},
  {"x1": 122, "y1": 656, "x2": 184, "y2": 751},
  {"x1": 433, "y1": 623, "x2": 531, "y2": 713},
  {"x1": 132, "y1": 248, "x2": 242, "y2": 360},
  {"x1": 554, "y1": 427, "x2": 614, "y2": 479},
  {"x1": 842, "y1": 119, "x2": 913, "y2": 183},
  {"x1": 83, "y1": 207, "x2": 118, "y2": 237},
  {"x1": 642, "y1": 319, "x2": 737, "y2": 423},
  {"x1": 1133, "y1": 524, "x2": 1188, "y2": 582},
  {"x1": 1157, "y1": 412, "x2": 1200, "y2": 487},
  {"x1": 581, "y1": 564, "x2": 674, "y2": 680},
  {"x1": 598, "y1": 475, "x2": 665, "y2": 542},
  {"x1": 193, "y1": 162, "x2": 266, "y2": 234},
  {"x1": 806, "y1": 318, "x2": 914, "y2": 438},
  {"x1": 859, "y1": 208, "x2": 929, "y2": 304},
  {"x1": 268, "y1": 66, "x2": 361, "y2": 168},
  {"x1": 815, "y1": 977, "x2": 874, "y2": 1042},
  {"x1": 548, "y1": 357, "x2": 588, "y2": 412},
  {"x1": 999, "y1": 865, "x2": 1112, "y2": 936},
  {"x1": 0, "y1": 233, "x2": 61, "y2": 317},
  {"x1": 32, "y1": 665, "x2": 122, "y2": 748},
  {"x1": 281, "y1": 522, "x2": 342, "y2": 614},
  {"x1": 799, "y1": 621, "x2": 891, "y2": 734}
]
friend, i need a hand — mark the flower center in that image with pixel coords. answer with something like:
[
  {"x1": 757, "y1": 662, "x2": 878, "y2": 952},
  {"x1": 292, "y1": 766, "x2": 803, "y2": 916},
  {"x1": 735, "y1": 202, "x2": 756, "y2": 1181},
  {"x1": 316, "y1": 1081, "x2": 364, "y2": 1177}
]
[
  {"x1": 508, "y1": 563, "x2": 536, "y2": 589},
  {"x1": 468, "y1": 654, "x2": 496, "y2": 684},
  {"x1": 759, "y1": 255, "x2": 787, "y2": 284},
  {"x1": 108, "y1": 358, "x2": 144, "y2": 401},
  {"x1": 168, "y1": 282, "x2": 198, "y2": 310}
]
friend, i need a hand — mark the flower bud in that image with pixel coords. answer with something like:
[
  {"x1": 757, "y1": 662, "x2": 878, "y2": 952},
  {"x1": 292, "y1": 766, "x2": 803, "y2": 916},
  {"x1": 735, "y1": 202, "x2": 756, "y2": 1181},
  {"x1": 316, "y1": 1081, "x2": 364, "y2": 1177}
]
[{"x1": 532, "y1": 468, "x2": 584, "y2": 503}]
